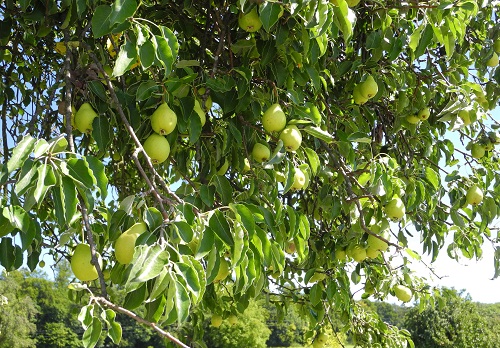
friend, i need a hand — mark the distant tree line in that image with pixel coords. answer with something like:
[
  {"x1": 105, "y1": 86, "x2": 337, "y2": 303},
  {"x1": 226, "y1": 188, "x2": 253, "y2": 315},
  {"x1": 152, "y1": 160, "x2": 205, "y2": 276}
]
[{"x1": 1, "y1": 264, "x2": 499, "y2": 348}]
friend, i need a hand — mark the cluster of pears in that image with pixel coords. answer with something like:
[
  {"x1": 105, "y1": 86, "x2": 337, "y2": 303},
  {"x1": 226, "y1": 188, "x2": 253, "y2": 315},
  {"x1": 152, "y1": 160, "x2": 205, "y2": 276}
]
[
  {"x1": 210, "y1": 313, "x2": 238, "y2": 328},
  {"x1": 74, "y1": 102, "x2": 98, "y2": 134},
  {"x1": 470, "y1": 132, "x2": 499, "y2": 159},
  {"x1": 252, "y1": 103, "x2": 306, "y2": 189},
  {"x1": 143, "y1": 103, "x2": 177, "y2": 164},
  {"x1": 336, "y1": 222, "x2": 391, "y2": 264},
  {"x1": 353, "y1": 75, "x2": 378, "y2": 105},
  {"x1": 70, "y1": 243, "x2": 103, "y2": 282},
  {"x1": 406, "y1": 107, "x2": 431, "y2": 125}
]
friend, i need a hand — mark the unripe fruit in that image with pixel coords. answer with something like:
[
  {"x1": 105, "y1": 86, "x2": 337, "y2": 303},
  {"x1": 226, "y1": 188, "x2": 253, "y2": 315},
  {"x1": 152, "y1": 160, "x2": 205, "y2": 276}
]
[
  {"x1": 71, "y1": 244, "x2": 102, "y2": 282},
  {"x1": 471, "y1": 143, "x2": 486, "y2": 159},
  {"x1": 291, "y1": 168, "x2": 306, "y2": 190},
  {"x1": 115, "y1": 222, "x2": 147, "y2": 264},
  {"x1": 252, "y1": 143, "x2": 270, "y2": 163},
  {"x1": 353, "y1": 84, "x2": 368, "y2": 105},
  {"x1": 365, "y1": 246, "x2": 380, "y2": 259},
  {"x1": 238, "y1": 8, "x2": 262, "y2": 32},
  {"x1": 75, "y1": 103, "x2": 98, "y2": 134},
  {"x1": 486, "y1": 52, "x2": 499, "y2": 67},
  {"x1": 359, "y1": 75, "x2": 378, "y2": 99},
  {"x1": 280, "y1": 125, "x2": 302, "y2": 151},
  {"x1": 367, "y1": 231, "x2": 389, "y2": 252},
  {"x1": 151, "y1": 103, "x2": 177, "y2": 135},
  {"x1": 227, "y1": 314, "x2": 238, "y2": 326},
  {"x1": 262, "y1": 103, "x2": 286, "y2": 132},
  {"x1": 466, "y1": 185, "x2": 483, "y2": 205},
  {"x1": 406, "y1": 115, "x2": 420, "y2": 124},
  {"x1": 334, "y1": 248, "x2": 347, "y2": 261},
  {"x1": 211, "y1": 314, "x2": 223, "y2": 327},
  {"x1": 351, "y1": 245, "x2": 367, "y2": 262},
  {"x1": 418, "y1": 107, "x2": 430, "y2": 120},
  {"x1": 214, "y1": 258, "x2": 230, "y2": 282},
  {"x1": 197, "y1": 88, "x2": 213, "y2": 110},
  {"x1": 385, "y1": 197, "x2": 405, "y2": 220},
  {"x1": 143, "y1": 133, "x2": 170, "y2": 164},
  {"x1": 393, "y1": 284, "x2": 412, "y2": 303},
  {"x1": 494, "y1": 39, "x2": 500, "y2": 53}
]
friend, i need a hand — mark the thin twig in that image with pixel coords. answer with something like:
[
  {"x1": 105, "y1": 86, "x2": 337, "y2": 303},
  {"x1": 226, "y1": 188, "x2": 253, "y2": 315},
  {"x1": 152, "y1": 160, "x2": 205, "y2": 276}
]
[{"x1": 92, "y1": 296, "x2": 190, "y2": 348}]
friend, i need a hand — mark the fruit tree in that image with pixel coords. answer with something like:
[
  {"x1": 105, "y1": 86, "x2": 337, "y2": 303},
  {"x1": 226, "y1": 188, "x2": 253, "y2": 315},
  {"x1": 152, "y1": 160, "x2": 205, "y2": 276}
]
[{"x1": 1, "y1": 0, "x2": 500, "y2": 347}]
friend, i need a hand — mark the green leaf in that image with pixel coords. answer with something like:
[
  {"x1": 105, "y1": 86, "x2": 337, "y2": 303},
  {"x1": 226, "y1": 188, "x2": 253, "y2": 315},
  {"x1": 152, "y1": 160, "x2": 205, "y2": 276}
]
[
  {"x1": 332, "y1": 1, "x2": 354, "y2": 42},
  {"x1": 110, "y1": 0, "x2": 137, "y2": 25},
  {"x1": 0, "y1": 237, "x2": 16, "y2": 271},
  {"x1": 0, "y1": 212, "x2": 14, "y2": 238},
  {"x1": 155, "y1": 27, "x2": 178, "y2": 78},
  {"x1": 144, "y1": 207, "x2": 163, "y2": 232},
  {"x1": 62, "y1": 158, "x2": 96, "y2": 189},
  {"x1": 3, "y1": 205, "x2": 33, "y2": 250},
  {"x1": 213, "y1": 175, "x2": 233, "y2": 205},
  {"x1": 88, "y1": 80, "x2": 107, "y2": 102},
  {"x1": 113, "y1": 40, "x2": 137, "y2": 77},
  {"x1": 91, "y1": 5, "x2": 112, "y2": 38},
  {"x1": 303, "y1": 126, "x2": 335, "y2": 143},
  {"x1": 126, "y1": 244, "x2": 170, "y2": 290},
  {"x1": 33, "y1": 163, "x2": 57, "y2": 204},
  {"x1": 104, "y1": 310, "x2": 122, "y2": 344},
  {"x1": 209, "y1": 210, "x2": 234, "y2": 246},
  {"x1": 136, "y1": 80, "x2": 159, "y2": 101},
  {"x1": 139, "y1": 41, "x2": 155, "y2": 69},
  {"x1": 424, "y1": 167, "x2": 439, "y2": 191},
  {"x1": 175, "y1": 261, "x2": 202, "y2": 301},
  {"x1": 7, "y1": 135, "x2": 35, "y2": 173},
  {"x1": 92, "y1": 117, "x2": 112, "y2": 154},
  {"x1": 173, "y1": 221, "x2": 193, "y2": 243},
  {"x1": 86, "y1": 156, "x2": 108, "y2": 199},
  {"x1": 0, "y1": 164, "x2": 7, "y2": 186},
  {"x1": 415, "y1": 24, "x2": 434, "y2": 58},
  {"x1": 304, "y1": 147, "x2": 320, "y2": 175},
  {"x1": 15, "y1": 160, "x2": 38, "y2": 196},
  {"x1": 82, "y1": 317, "x2": 102, "y2": 348},
  {"x1": 347, "y1": 132, "x2": 372, "y2": 143},
  {"x1": 173, "y1": 278, "x2": 190, "y2": 323},
  {"x1": 229, "y1": 203, "x2": 255, "y2": 237},
  {"x1": 259, "y1": 2, "x2": 281, "y2": 32},
  {"x1": 61, "y1": 176, "x2": 78, "y2": 224},
  {"x1": 409, "y1": 26, "x2": 423, "y2": 52}
]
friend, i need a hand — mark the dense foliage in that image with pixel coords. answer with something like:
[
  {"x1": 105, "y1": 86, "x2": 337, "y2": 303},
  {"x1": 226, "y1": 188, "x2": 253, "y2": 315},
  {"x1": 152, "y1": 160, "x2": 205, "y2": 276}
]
[{"x1": 1, "y1": 0, "x2": 500, "y2": 347}]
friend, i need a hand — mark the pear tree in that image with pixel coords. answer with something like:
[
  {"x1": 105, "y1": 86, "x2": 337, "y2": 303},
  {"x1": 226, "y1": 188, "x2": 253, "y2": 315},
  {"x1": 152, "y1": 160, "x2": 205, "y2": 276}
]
[{"x1": 1, "y1": 1, "x2": 500, "y2": 348}]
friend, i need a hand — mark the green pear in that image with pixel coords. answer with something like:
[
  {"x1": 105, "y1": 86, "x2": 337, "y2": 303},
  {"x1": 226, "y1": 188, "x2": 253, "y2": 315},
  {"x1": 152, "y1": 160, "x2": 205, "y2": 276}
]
[
  {"x1": 351, "y1": 245, "x2": 367, "y2": 262},
  {"x1": 75, "y1": 103, "x2": 98, "y2": 134},
  {"x1": 143, "y1": 133, "x2": 170, "y2": 164},
  {"x1": 211, "y1": 314, "x2": 223, "y2": 327},
  {"x1": 151, "y1": 103, "x2": 177, "y2": 135},
  {"x1": 262, "y1": 103, "x2": 286, "y2": 132},
  {"x1": 471, "y1": 143, "x2": 485, "y2": 159},
  {"x1": 418, "y1": 107, "x2": 430, "y2": 120},
  {"x1": 334, "y1": 248, "x2": 347, "y2": 261},
  {"x1": 280, "y1": 125, "x2": 302, "y2": 151},
  {"x1": 214, "y1": 258, "x2": 230, "y2": 282},
  {"x1": 406, "y1": 114, "x2": 420, "y2": 124},
  {"x1": 238, "y1": 8, "x2": 262, "y2": 32},
  {"x1": 393, "y1": 284, "x2": 412, "y2": 302},
  {"x1": 494, "y1": 39, "x2": 500, "y2": 53},
  {"x1": 367, "y1": 231, "x2": 389, "y2": 252},
  {"x1": 385, "y1": 197, "x2": 405, "y2": 220},
  {"x1": 365, "y1": 246, "x2": 380, "y2": 259},
  {"x1": 227, "y1": 314, "x2": 238, "y2": 326},
  {"x1": 115, "y1": 222, "x2": 147, "y2": 264},
  {"x1": 71, "y1": 244, "x2": 102, "y2": 282},
  {"x1": 291, "y1": 168, "x2": 306, "y2": 190},
  {"x1": 197, "y1": 88, "x2": 213, "y2": 111},
  {"x1": 466, "y1": 185, "x2": 483, "y2": 205},
  {"x1": 353, "y1": 84, "x2": 368, "y2": 105},
  {"x1": 486, "y1": 52, "x2": 499, "y2": 67},
  {"x1": 359, "y1": 75, "x2": 378, "y2": 99},
  {"x1": 252, "y1": 143, "x2": 270, "y2": 163}
]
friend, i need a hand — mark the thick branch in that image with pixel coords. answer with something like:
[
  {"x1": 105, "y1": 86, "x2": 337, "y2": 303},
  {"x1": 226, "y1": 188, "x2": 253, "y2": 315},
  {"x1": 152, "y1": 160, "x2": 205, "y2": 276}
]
[{"x1": 92, "y1": 296, "x2": 190, "y2": 348}]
